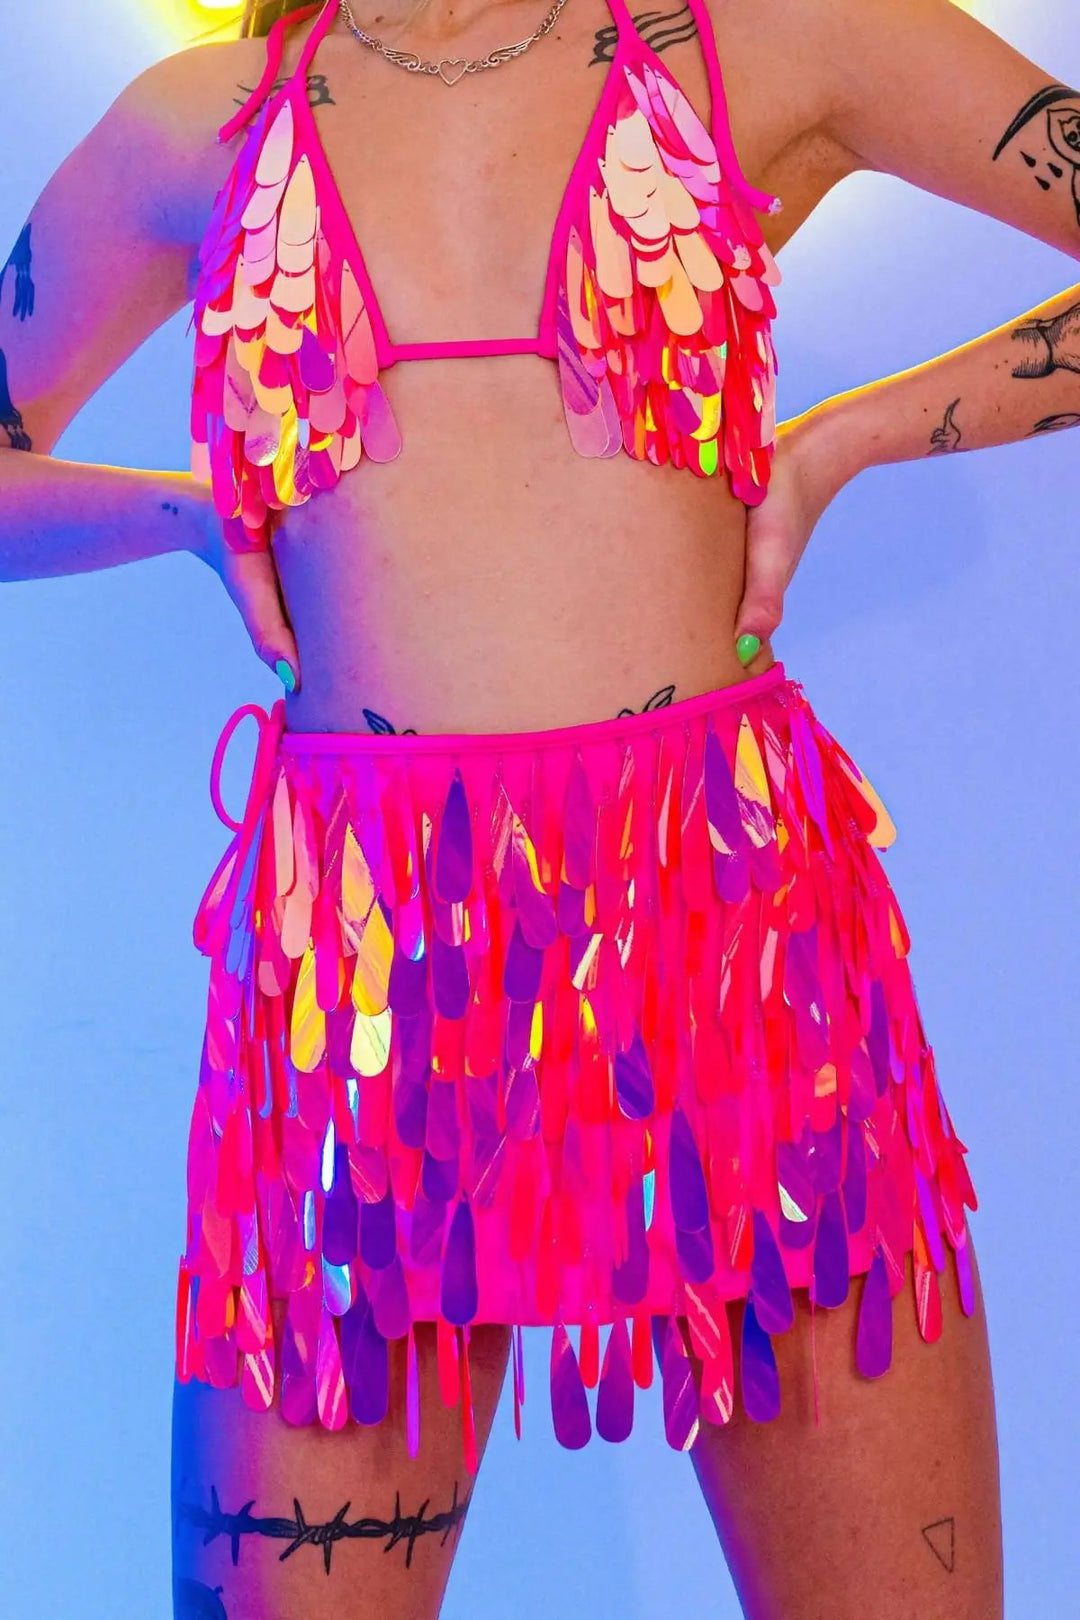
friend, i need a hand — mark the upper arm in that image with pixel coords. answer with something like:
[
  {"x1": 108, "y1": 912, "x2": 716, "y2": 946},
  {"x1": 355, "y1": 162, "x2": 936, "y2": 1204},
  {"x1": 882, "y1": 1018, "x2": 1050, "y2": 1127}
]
[
  {"x1": 0, "y1": 44, "x2": 228, "y2": 458},
  {"x1": 815, "y1": 0, "x2": 1080, "y2": 263}
]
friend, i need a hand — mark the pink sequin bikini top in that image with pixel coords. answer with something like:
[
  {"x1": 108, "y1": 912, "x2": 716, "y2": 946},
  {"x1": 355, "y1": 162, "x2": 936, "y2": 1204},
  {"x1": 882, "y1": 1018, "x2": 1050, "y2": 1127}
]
[{"x1": 190, "y1": 0, "x2": 783, "y2": 551}]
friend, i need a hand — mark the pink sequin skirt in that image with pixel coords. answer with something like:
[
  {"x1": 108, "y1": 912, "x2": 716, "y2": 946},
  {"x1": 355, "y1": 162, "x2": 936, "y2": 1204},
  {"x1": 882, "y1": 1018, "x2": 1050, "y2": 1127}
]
[{"x1": 174, "y1": 661, "x2": 978, "y2": 1469}]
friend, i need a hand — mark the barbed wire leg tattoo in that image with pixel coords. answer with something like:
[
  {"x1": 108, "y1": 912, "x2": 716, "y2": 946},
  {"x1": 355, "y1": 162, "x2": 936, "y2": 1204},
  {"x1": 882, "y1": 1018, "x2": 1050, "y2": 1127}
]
[{"x1": 174, "y1": 1477, "x2": 473, "y2": 1576}]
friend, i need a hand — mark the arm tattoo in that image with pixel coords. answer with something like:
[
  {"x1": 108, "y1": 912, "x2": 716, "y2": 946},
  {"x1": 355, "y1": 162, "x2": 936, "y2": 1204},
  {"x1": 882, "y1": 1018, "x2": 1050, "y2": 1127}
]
[
  {"x1": 233, "y1": 72, "x2": 335, "y2": 110},
  {"x1": 174, "y1": 1479, "x2": 471, "y2": 1575},
  {"x1": 1030, "y1": 412, "x2": 1080, "y2": 434},
  {"x1": 616, "y1": 683, "x2": 677, "y2": 717},
  {"x1": 0, "y1": 349, "x2": 31, "y2": 451},
  {"x1": 0, "y1": 223, "x2": 34, "y2": 321},
  {"x1": 993, "y1": 83, "x2": 1080, "y2": 228},
  {"x1": 928, "y1": 399, "x2": 963, "y2": 454},
  {"x1": 1009, "y1": 297, "x2": 1080, "y2": 378},
  {"x1": 591, "y1": 3, "x2": 696, "y2": 67}
]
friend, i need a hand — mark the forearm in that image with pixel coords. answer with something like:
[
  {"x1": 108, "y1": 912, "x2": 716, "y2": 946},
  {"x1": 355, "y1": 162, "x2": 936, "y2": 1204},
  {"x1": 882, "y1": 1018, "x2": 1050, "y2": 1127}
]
[
  {"x1": 0, "y1": 451, "x2": 209, "y2": 582},
  {"x1": 796, "y1": 280, "x2": 1080, "y2": 484}
]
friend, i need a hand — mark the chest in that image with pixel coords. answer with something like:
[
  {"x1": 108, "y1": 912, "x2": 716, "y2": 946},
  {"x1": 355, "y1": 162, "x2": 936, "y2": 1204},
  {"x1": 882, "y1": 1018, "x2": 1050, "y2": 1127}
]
[
  {"x1": 214, "y1": 0, "x2": 802, "y2": 346},
  {"x1": 333, "y1": 2, "x2": 718, "y2": 342}
]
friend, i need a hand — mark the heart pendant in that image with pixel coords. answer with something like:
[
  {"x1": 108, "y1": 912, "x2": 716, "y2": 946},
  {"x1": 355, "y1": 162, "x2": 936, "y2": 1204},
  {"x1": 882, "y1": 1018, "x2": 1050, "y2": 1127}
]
[{"x1": 437, "y1": 58, "x2": 469, "y2": 86}]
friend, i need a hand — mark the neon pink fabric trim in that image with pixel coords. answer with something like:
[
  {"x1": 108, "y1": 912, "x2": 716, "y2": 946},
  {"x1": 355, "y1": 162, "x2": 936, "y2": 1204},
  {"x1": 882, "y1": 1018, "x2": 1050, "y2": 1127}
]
[{"x1": 278, "y1": 660, "x2": 790, "y2": 756}]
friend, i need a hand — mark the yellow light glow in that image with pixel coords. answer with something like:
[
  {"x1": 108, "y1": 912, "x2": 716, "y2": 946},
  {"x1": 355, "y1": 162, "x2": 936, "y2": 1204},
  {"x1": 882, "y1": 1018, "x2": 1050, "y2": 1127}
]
[
  {"x1": 148, "y1": 0, "x2": 244, "y2": 47},
  {"x1": 153, "y1": 0, "x2": 980, "y2": 47}
]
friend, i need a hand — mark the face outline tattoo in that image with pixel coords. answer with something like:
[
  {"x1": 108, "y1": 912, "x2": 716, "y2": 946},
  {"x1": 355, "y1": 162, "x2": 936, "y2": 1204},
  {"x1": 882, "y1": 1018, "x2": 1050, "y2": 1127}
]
[{"x1": 992, "y1": 83, "x2": 1080, "y2": 228}]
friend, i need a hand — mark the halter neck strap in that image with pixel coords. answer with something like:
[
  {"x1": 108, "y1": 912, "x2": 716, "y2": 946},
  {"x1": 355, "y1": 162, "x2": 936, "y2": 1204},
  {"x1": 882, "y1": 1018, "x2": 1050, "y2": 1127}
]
[{"x1": 216, "y1": 1, "x2": 329, "y2": 144}]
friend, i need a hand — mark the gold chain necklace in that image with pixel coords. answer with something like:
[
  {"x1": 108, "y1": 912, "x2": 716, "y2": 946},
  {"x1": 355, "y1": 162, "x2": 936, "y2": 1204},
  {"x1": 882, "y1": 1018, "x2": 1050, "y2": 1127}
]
[{"x1": 336, "y1": 0, "x2": 569, "y2": 87}]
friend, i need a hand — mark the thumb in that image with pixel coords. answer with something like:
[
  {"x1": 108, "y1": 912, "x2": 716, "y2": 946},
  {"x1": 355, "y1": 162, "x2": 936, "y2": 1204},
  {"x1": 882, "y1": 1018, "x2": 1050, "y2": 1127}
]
[
  {"x1": 223, "y1": 547, "x2": 302, "y2": 693},
  {"x1": 733, "y1": 523, "x2": 787, "y2": 665}
]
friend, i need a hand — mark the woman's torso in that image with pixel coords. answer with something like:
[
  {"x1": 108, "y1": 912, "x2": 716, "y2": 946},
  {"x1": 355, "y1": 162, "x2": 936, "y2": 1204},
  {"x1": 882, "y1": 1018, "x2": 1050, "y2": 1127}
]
[{"x1": 177, "y1": 0, "x2": 858, "y2": 733}]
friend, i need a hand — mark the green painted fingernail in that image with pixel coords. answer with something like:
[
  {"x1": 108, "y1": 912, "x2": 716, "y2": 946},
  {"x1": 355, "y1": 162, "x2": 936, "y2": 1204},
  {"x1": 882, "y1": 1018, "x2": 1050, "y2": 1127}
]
[
  {"x1": 735, "y1": 633, "x2": 761, "y2": 667},
  {"x1": 275, "y1": 658, "x2": 296, "y2": 693}
]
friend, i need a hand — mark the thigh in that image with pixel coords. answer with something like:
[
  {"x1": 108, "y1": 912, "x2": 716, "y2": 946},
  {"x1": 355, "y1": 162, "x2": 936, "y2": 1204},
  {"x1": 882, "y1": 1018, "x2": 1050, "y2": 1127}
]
[
  {"x1": 684, "y1": 1221, "x2": 1003, "y2": 1620},
  {"x1": 171, "y1": 1310, "x2": 512, "y2": 1620}
]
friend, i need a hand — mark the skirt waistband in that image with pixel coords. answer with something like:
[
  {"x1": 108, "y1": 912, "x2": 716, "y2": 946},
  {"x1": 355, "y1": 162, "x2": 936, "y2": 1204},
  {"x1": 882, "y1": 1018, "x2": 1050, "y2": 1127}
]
[
  {"x1": 206, "y1": 661, "x2": 794, "y2": 836},
  {"x1": 278, "y1": 660, "x2": 791, "y2": 757}
]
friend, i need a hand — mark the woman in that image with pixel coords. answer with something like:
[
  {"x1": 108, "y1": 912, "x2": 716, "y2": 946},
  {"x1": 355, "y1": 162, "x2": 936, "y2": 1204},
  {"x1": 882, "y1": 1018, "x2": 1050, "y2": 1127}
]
[{"x1": 2, "y1": 0, "x2": 1076, "y2": 1612}]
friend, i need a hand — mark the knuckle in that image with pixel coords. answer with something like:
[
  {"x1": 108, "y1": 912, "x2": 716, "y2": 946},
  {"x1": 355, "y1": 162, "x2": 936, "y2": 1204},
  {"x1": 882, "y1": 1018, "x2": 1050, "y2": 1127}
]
[{"x1": 750, "y1": 599, "x2": 784, "y2": 634}]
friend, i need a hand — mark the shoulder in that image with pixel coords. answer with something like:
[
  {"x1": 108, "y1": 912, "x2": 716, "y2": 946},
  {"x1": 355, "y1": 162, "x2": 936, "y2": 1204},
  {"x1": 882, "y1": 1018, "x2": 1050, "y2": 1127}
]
[
  {"x1": 695, "y1": 0, "x2": 861, "y2": 123},
  {"x1": 709, "y1": 0, "x2": 965, "y2": 65},
  {"x1": 697, "y1": 0, "x2": 873, "y2": 181},
  {"x1": 101, "y1": 36, "x2": 271, "y2": 247},
  {"x1": 698, "y1": 0, "x2": 946, "y2": 178},
  {"x1": 700, "y1": 0, "x2": 933, "y2": 75}
]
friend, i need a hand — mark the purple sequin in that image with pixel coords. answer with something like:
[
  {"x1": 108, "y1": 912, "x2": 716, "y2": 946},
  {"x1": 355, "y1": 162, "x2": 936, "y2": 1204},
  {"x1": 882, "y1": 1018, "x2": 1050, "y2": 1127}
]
[
  {"x1": 614, "y1": 1029, "x2": 655, "y2": 1120},
  {"x1": 422, "y1": 1147, "x2": 460, "y2": 1205},
  {"x1": 812, "y1": 1188, "x2": 850, "y2": 1309},
  {"x1": 550, "y1": 1324, "x2": 593, "y2": 1449},
  {"x1": 561, "y1": 758, "x2": 595, "y2": 887},
  {"x1": 388, "y1": 944, "x2": 428, "y2": 1016},
  {"x1": 431, "y1": 935, "x2": 470, "y2": 1019},
  {"x1": 703, "y1": 726, "x2": 750, "y2": 903},
  {"x1": 340, "y1": 1289, "x2": 390, "y2": 1425},
  {"x1": 669, "y1": 1106, "x2": 710, "y2": 1233},
  {"x1": 612, "y1": 1178, "x2": 650, "y2": 1304},
  {"x1": 855, "y1": 1247, "x2": 893, "y2": 1378},
  {"x1": 676, "y1": 1222, "x2": 716, "y2": 1284},
  {"x1": 842, "y1": 1119, "x2": 868, "y2": 1235},
  {"x1": 322, "y1": 1144, "x2": 359, "y2": 1266},
  {"x1": 359, "y1": 1187, "x2": 397, "y2": 1270},
  {"x1": 749, "y1": 1208, "x2": 795, "y2": 1334},
  {"x1": 441, "y1": 1196, "x2": 479, "y2": 1324},
  {"x1": 370, "y1": 1253, "x2": 411, "y2": 1341},
  {"x1": 660, "y1": 1316, "x2": 699, "y2": 1450},
  {"x1": 739, "y1": 1296, "x2": 781, "y2": 1423},
  {"x1": 596, "y1": 1318, "x2": 635, "y2": 1442},
  {"x1": 434, "y1": 771, "x2": 473, "y2": 903},
  {"x1": 503, "y1": 919, "x2": 544, "y2": 1001}
]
